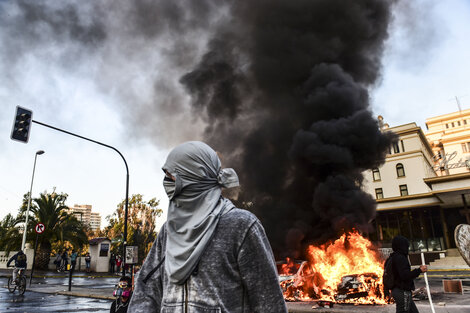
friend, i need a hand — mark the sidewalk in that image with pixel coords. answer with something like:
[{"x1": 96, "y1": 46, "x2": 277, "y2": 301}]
[{"x1": 27, "y1": 283, "x2": 115, "y2": 300}]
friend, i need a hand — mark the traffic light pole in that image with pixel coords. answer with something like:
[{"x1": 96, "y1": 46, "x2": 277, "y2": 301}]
[{"x1": 31, "y1": 120, "x2": 129, "y2": 277}]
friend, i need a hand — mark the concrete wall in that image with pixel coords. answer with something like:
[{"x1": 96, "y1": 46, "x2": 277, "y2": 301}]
[{"x1": 0, "y1": 245, "x2": 34, "y2": 270}]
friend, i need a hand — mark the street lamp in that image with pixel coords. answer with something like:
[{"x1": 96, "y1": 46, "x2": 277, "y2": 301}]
[{"x1": 21, "y1": 150, "x2": 45, "y2": 251}]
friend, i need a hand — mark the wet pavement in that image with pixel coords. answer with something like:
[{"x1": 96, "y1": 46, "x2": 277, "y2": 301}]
[
  {"x1": 1, "y1": 269, "x2": 470, "y2": 312},
  {"x1": 0, "y1": 282, "x2": 112, "y2": 312}
]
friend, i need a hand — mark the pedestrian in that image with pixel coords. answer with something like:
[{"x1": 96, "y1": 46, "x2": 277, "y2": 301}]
[
  {"x1": 110, "y1": 253, "x2": 116, "y2": 273},
  {"x1": 116, "y1": 256, "x2": 121, "y2": 273},
  {"x1": 129, "y1": 141, "x2": 287, "y2": 312},
  {"x1": 70, "y1": 250, "x2": 78, "y2": 271},
  {"x1": 61, "y1": 249, "x2": 69, "y2": 270},
  {"x1": 390, "y1": 235, "x2": 428, "y2": 313},
  {"x1": 110, "y1": 276, "x2": 133, "y2": 313},
  {"x1": 85, "y1": 252, "x2": 91, "y2": 273},
  {"x1": 54, "y1": 252, "x2": 62, "y2": 271}
]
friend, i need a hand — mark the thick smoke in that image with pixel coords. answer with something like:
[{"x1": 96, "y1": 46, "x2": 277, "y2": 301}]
[
  {"x1": 0, "y1": 0, "x2": 397, "y2": 257},
  {"x1": 180, "y1": 0, "x2": 396, "y2": 256}
]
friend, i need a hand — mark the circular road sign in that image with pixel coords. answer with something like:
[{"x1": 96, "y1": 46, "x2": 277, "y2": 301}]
[{"x1": 35, "y1": 223, "x2": 45, "y2": 234}]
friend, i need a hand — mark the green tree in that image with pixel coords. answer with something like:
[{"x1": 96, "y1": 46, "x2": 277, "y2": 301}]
[
  {"x1": 0, "y1": 214, "x2": 18, "y2": 250},
  {"x1": 3, "y1": 190, "x2": 88, "y2": 268},
  {"x1": 104, "y1": 194, "x2": 162, "y2": 264}
]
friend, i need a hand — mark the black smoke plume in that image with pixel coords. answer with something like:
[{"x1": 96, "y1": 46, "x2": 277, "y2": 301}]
[
  {"x1": 180, "y1": 0, "x2": 396, "y2": 257},
  {"x1": 0, "y1": 0, "x2": 397, "y2": 257}
]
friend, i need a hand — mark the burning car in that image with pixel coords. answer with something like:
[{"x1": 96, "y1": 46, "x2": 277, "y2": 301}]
[{"x1": 277, "y1": 231, "x2": 389, "y2": 304}]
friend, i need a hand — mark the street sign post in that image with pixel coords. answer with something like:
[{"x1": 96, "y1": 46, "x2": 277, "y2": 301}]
[
  {"x1": 30, "y1": 223, "x2": 45, "y2": 284},
  {"x1": 35, "y1": 223, "x2": 45, "y2": 234}
]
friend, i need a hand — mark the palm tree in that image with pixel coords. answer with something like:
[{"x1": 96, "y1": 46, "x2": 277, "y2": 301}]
[
  {"x1": 6, "y1": 190, "x2": 88, "y2": 269},
  {"x1": 0, "y1": 214, "x2": 19, "y2": 251}
]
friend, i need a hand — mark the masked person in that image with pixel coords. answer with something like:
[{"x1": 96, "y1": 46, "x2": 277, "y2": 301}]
[
  {"x1": 390, "y1": 235, "x2": 428, "y2": 313},
  {"x1": 111, "y1": 276, "x2": 133, "y2": 313},
  {"x1": 129, "y1": 141, "x2": 287, "y2": 313}
]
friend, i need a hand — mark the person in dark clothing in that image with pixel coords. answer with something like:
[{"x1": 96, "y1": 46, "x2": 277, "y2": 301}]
[
  {"x1": 110, "y1": 254, "x2": 116, "y2": 273},
  {"x1": 61, "y1": 249, "x2": 69, "y2": 269},
  {"x1": 7, "y1": 250, "x2": 27, "y2": 283},
  {"x1": 129, "y1": 141, "x2": 287, "y2": 313},
  {"x1": 110, "y1": 276, "x2": 132, "y2": 313},
  {"x1": 390, "y1": 236, "x2": 428, "y2": 313},
  {"x1": 70, "y1": 250, "x2": 78, "y2": 270}
]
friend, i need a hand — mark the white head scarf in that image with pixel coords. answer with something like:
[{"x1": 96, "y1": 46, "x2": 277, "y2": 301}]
[{"x1": 162, "y1": 141, "x2": 239, "y2": 284}]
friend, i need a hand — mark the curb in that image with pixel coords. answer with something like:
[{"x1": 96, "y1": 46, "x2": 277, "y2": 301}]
[{"x1": 53, "y1": 290, "x2": 114, "y2": 300}]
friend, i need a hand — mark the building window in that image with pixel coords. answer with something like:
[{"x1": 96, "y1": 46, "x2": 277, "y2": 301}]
[
  {"x1": 399, "y1": 184, "x2": 408, "y2": 196},
  {"x1": 392, "y1": 142, "x2": 400, "y2": 154},
  {"x1": 375, "y1": 188, "x2": 384, "y2": 200},
  {"x1": 463, "y1": 143, "x2": 468, "y2": 153},
  {"x1": 100, "y1": 243, "x2": 110, "y2": 257},
  {"x1": 372, "y1": 168, "x2": 381, "y2": 181},
  {"x1": 396, "y1": 163, "x2": 405, "y2": 177},
  {"x1": 465, "y1": 120, "x2": 467, "y2": 125},
  {"x1": 400, "y1": 140, "x2": 405, "y2": 152},
  {"x1": 458, "y1": 121, "x2": 461, "y2": 126},
  {"x1": 452, "y1": 122, "x2": 455, "y2": 127},
  {"x1": 446, "y1": 124, "x2": 449, "y2": 128}
]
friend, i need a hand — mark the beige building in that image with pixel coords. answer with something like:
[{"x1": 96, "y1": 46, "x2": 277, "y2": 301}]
[
  {"x1": 426, "y1": 108, "x2": 470, "y2": 176},
  {"x1": 363, "y1": 112, "x2": 470, "y2": 257},
  {"x1": 67, "y1": 204, "x2": 102, "y2": 231}
]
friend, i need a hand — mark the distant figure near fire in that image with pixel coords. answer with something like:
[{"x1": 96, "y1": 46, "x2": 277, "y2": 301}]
[
  {"x1": 129, "y1": 141, "x2": 287, "y2": 313},
  {"x1": 390, "y1": 235, "x2": 428, "y2": 313}
]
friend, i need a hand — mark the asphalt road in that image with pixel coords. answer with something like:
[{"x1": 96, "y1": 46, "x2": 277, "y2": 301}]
[
  {"x1": 0, "y1": 287, "x2": 112, "y2": 312},
  {"x1": 0, "y1": 276, "x2": 114, "y2": 312},
  {"x1": 1, "y1": 271, "x2": 470, "y2": 312}
]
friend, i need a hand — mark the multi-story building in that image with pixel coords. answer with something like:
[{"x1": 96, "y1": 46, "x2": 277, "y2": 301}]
[
  {"x1": 89, "y1": 212, "x2": 102, "y2": 231},
  {"x1": 67, "y1": 204, "x2": 102, "y2": 231},
  {"x1": 363, "y1": 111, "x2": 470, "y2": 257},
  {"x1": 426, "y1": 108, "x2": 470, "y2": 176}
]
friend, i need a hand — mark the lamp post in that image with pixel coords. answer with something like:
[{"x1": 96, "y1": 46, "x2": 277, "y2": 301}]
[
  {"x1": 74, "y1": 211, "x2": 84, "y2": 271},
  {"x1": 21, "y1": 150, "x2": 45, "y2": 251}
]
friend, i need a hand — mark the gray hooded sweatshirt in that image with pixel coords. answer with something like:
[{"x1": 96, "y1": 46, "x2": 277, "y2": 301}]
[{"x1": 129, "y1": 141, "x2": 287, "y2": 313}]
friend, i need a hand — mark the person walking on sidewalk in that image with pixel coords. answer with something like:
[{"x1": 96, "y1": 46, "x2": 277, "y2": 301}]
[
  {"x1": 7, "y1": 250, "x2": 27, "y2": 284},
  {"x1": 70, "y1": 250, "x2": 78, "y2": 271},
  {"x1": 390, "y1": 235, "x2": 428, "y2": 313},
  {"x1": 116, "y1": 256, "x2": 121, "y2": 273},
  {"x1": 129, "y1": 141, "x2": 287, "y2": 313},
  {"x1": 110, "y1": 254, "x2": 116, "y2": 273},
  {"x1": 61, "y1": 249, "x2": 69, "y2": 270},
  {"x1": 54, "y1": 252, "x2": 62, "y2": 271},
  {"x1": 85, "y1": 252, "x2": 91, "y2": 273}
]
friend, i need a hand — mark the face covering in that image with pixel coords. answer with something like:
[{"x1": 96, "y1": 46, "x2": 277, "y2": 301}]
[
  {"x1": 162, "y1": 141, "x2": 239, "y2": 284},
  {"x1": 163, "y1": 176, "x2": 176, "y2": 199},
  {"x1": 163, "y1": 174, "x2": 183, "y2": 200}
]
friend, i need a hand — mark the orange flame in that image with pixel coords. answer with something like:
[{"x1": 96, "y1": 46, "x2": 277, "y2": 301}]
[{"x1": 280, "y1": 231, "x2": 389, "y2": 304}]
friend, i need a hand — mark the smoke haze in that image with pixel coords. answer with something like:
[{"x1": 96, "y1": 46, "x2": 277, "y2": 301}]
[{"x1": 0, "y1": 0, "x2": 397, "y2": 257}]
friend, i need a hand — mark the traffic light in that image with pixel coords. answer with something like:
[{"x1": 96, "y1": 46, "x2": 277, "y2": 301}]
[{"x1": 11, "y1": 106, "x2": 33, "y2": 143}]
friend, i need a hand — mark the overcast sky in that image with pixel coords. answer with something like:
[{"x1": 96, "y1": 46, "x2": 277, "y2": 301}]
[{"x1": 0, "y1": 0, "x2": 469, "y2": 231}]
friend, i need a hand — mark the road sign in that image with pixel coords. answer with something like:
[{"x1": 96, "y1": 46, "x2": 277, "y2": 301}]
[
  {"x1": 125, "y1": 246, "x2": 138, "y2": 264},
  {"x1": 35, "y1": 223, "x2": 45, "y2": 234}
]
